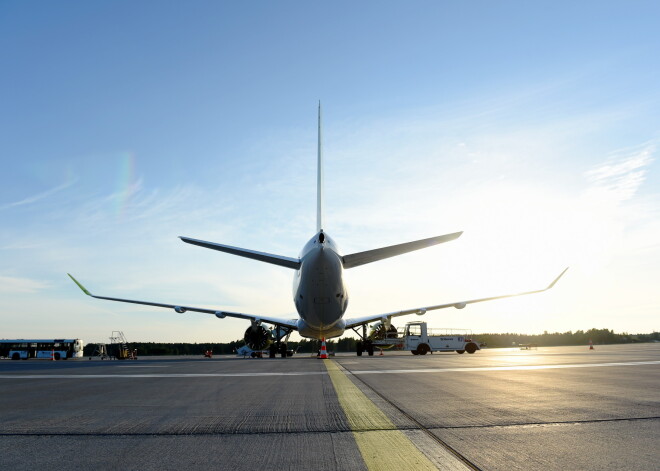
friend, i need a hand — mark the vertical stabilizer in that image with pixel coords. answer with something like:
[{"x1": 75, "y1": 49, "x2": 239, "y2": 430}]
[{"x1": 317, "y1": 102, "x2": 324, "y2": 232}]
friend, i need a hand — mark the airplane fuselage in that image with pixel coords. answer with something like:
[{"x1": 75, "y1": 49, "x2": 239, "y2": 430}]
[{"x1": 293, "y1": 231, "x2": 348, "y2": 338}]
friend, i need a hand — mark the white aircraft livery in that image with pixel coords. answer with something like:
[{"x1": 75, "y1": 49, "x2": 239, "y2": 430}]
[{"x1": 69, "y1": 104, "x2": 567, "y2": 356}]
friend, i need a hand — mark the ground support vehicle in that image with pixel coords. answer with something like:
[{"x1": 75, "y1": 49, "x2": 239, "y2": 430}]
[
  {"x1": 0, "y1": 339, "x2": 84, "y2": 360},
  {"x1": 372, "y1": 321, "x2": 480, "y2": 355}
]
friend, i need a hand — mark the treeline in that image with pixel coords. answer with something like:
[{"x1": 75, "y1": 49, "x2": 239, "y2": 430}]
[
  {"x1": 82, "y1": 329, "x2": 659, "y2": 356},
  {"x1": 475, "y1": 329, "x2": 659, "y2": 348}
]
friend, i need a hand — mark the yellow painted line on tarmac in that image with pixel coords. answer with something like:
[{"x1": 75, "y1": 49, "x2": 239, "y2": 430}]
[{"x1": 324, "y1": 359, "x2": 437, "y2": 471}]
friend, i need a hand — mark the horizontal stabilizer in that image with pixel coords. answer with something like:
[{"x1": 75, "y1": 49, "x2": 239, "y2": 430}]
[
  {"x1": 180, "y1": 237, "x2": 301, "y2": 270},
  {"x1": 342, "y1": 231, "x2": 463, "y2": 269}
]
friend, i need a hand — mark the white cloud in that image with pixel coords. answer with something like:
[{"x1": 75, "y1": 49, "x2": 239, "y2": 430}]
[
  {"x1": 0, "y1": 179, "x2": 78, "y2": 211},
  {"x1": 0, "y1": 275, "x2": 50, "y2": 293},
  {"x1": 585, "y1": 144, "x2": 655, "y2": 201}
]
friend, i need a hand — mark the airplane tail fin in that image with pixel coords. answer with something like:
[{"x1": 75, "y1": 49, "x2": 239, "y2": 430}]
[{"x1": 317, "y1": 101, "x2": 324, "y2": 233}]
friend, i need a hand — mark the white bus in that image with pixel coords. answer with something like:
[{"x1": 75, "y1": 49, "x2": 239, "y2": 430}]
[{"x1": 0, "y1": 339, "x2": 84, "y2": 360}]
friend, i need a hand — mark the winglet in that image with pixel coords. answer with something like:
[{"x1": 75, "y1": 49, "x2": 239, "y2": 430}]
[
  {"x1": 67, "y1": 273, "x2": 92, "y2": 296},
  {"x1": 547, "y1": 267, "x2": 569, "y2": 290}
]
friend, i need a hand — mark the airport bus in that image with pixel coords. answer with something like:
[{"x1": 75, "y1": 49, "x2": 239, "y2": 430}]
[{"x1": 0, "y1": 339, "x2": 84, "y2": 360}]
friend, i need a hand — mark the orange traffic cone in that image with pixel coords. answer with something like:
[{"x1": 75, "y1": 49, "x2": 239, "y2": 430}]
[
  {"x1": 51, "y1": 349, "x2": 55, "y2": 361},
  {"x1": 379, "y1": 348, "x2": 384, "y2": 356},
  {"x1": 319, "y1": 338, "x2": 328, "y2": 359},
  {"x1": 589, "y1": 340, "x2": 594, "y2": 350}
]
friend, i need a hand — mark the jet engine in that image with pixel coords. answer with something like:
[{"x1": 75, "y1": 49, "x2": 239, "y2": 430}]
[
  {"x1": 368, "y1": 321, "x2": 398, "y2": 341},
  {"x1": 244, "y1": 324, "x2": 273, "y2": 350}
]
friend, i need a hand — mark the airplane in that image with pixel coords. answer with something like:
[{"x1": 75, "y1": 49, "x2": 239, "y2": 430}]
[{"x1": 69, "y1": 104, "x2": 568, "y2": 357}]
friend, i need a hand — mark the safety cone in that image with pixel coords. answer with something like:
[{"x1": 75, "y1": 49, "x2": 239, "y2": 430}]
[
  {"x1": 589, "y1": 340, "x2": 594, "y2": 350},
  {"x1": 319, "y1": 338, "x2": 328, "y2": 359},
  {"x1": 51, "y1": 349, "x2": 55, "y2": 361},
  {"x1": 379, "y1": 348, "x2": 384, "y2": 356}
]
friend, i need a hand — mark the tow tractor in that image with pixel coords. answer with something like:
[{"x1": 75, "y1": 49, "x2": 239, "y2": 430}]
[{"x1": 371, "y1": 321, "x2": 480, "y2": 355}]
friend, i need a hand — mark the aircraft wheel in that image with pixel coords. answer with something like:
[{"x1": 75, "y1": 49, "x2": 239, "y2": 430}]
[
  {"x1": 456, "y1": 350, "x2": 465, "y2": 354},
  {"x1": 367, "y1": 342, "x2": 374, "y2": 356},
  {"x1": 356, "y1": 341, "x2": 363, "y2": 356}
]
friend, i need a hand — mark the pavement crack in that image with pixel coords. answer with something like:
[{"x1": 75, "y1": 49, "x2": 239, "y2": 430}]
[{"x1": 431, "y1": 416, "x2": 660, "y2": 430}]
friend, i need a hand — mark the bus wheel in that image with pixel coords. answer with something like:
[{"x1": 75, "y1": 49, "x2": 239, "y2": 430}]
[
  {"x1": 456, "y1": 350, "x2": 465, "y2": 354},
  {"x1": 54, "y1": 353, "x2": 61, "y2": 360},
  {"x1": 12, "y1": 352, "x2": 20, "y2": 360},
  {"x1": 417, "y1": 344, "x2": 430, "y2": 355}
]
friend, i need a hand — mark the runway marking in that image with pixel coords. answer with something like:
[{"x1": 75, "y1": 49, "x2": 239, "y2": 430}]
[
  {"x1": 345, "y1": 360, "x2": 660, "y2": 375},
  {"x1": 324, "y1": 359, "x2": 460, "y2": 471},
  {"x1": 0, "y1": 360, "x2": 657, "y2": 379}
]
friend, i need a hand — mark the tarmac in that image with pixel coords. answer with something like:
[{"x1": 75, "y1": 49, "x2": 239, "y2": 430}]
[{"x1": 0, "y1": 343, "x2": 658, "y2": 470}]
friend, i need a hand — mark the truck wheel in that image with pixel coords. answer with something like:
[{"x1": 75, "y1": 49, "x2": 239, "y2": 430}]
[
  {"x1": 456, "y1": 350, "x2": 465, "y2": 354},
  {"x1": 465, "y1": 343, "x2": 478, "y2": 354},
  {"x1": 411, "y1": 350, "x2": 419, "y2": 355},
  {"x1": 417, "y1": 344, "x2": 430, "y2": 355}
]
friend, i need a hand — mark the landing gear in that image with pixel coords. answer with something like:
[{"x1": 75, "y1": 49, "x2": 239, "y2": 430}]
[
  {"x1": 352, "y1": 325, "x2": 374, "y2": 357},
  {"x1": 272, "y1": 327, "x2": 293, "y2": 358}
]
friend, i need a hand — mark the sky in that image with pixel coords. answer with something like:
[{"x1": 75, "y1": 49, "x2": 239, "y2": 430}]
[{"x1": 1, "y1": 1, "x2": 659, "y2": 344}]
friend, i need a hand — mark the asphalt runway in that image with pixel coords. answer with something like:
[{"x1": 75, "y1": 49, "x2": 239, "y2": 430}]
[{"x1": 1, "y1": 344, "x2": 658, "y2": 470}]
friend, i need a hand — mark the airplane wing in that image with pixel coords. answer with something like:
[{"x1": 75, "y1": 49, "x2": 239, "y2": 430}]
[
  {"x1": 67, "y1": 274, "x2": 299, "y2": 329},
  {"x1": 343, "y1": 267, "x2": 569, "y2": 329},
  {"x1": 342, "y1": 231, "x2": 463, "y2": 269}
]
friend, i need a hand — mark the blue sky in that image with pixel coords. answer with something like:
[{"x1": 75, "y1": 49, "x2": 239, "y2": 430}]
[{"x1": 2, "y1": 1, "x2": 659, "y2": 343}]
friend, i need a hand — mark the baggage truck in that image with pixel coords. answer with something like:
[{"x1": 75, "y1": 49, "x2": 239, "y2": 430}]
[{"x1": 372, "y1": 321, "x2": 480, "y2": 355}]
